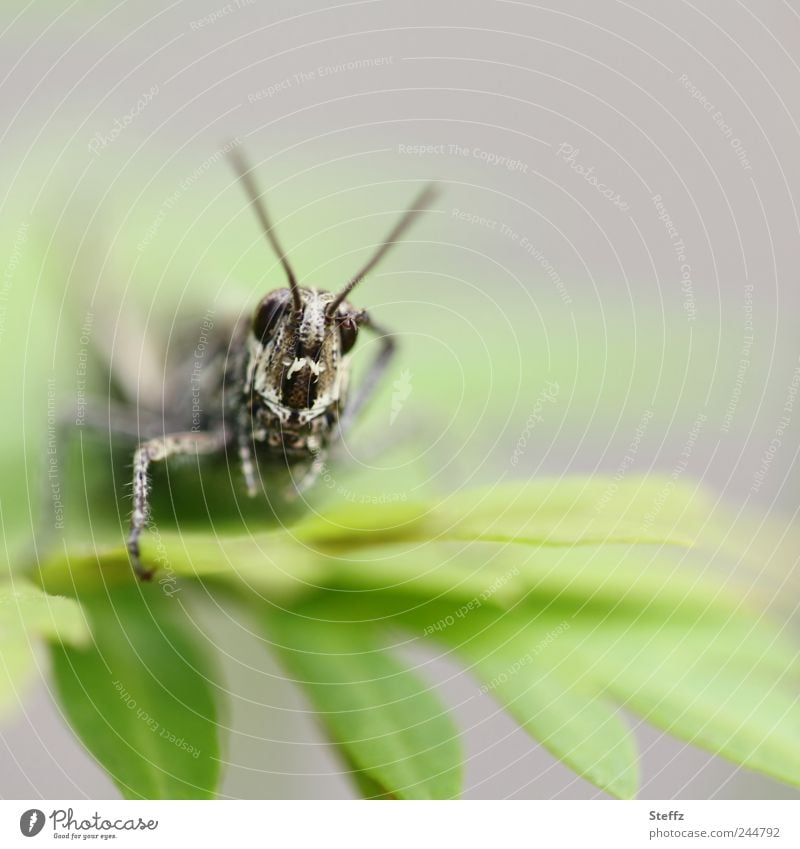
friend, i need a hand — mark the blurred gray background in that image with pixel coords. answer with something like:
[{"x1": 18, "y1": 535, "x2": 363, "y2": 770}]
[{"x1": 1, "y1": 0, "x2": 799, "y2": 799}]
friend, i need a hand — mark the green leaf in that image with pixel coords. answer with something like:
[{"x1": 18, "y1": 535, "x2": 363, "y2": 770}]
[
  {"x1": 445, "y1": 624, "x2": 638, "y2": 798},
  {"x1": 39, "y1": 526, "x2": 748, "y2": 623},
  {"x1": 0, "y1": 579, "x2": 90, "y2": 716},
  {"x1": 300, "y1": 593, "x2": 639, "y2": 798},
  {"x1": 546, "y1": 614, "x2": 800, "y2": 789},
  {"x1": 261, "y1": 606, "x2": 462, "y2": 799},
  {"x1": 304, "y1": 540, "x2": 750, "y2": 620},
  {"x1": 37, "y1": 475, "x2": 717, "y2": 593},
  {"x1": 36, "y1": 532, "x2": 322, "y2": 599},
  {"x1": 409, "y1": 601, "x2": 800, "y2": 791},
  {"x1": 34, "y1": 470, "x2": 800, "y2": 796},
  {"x1": 50, "y1": 583, "x2": 223, "y2": 799},
  {"x1": 299, "y1": 582, "x2": 800, "y2": 795},
  {"x1": 338, "y1": 750, "x2": 398, "y2": 800},
  {"x1": 434, "y1": 476, "x2": 710, "y2": 544}
]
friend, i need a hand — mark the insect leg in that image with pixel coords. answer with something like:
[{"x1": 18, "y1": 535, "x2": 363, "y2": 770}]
[
  {"x1": 290, "y1": 448, "x2": 328, "y2": 496},
  {"x1": 128, "y1": 430, "x2": 228, "y2": 580},
  {"x1": 236, "y1": 408, "x2": 259, "y2": 497},
  {"x1": 338, "y1": 314, "x2": 397, "y2": 435},
  {"x1": 36, "y1": 400, "x2": 166, "y2": 558}
]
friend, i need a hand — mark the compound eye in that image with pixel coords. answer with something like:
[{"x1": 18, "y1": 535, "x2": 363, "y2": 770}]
[
  {"x1": 338, "y1": 314, "x2": 359, "y2": 354},
  {"x1": 253, "y1": 293, "x2": 288, "y2": 342}
]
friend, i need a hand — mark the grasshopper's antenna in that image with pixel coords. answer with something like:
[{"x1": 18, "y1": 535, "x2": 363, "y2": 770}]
[
  {"x1": 328, "y1": 182, "x2": 438, "y2": 313},
  {"x1": 229, "y1": 146, "x2": 302, "y2": 311}
]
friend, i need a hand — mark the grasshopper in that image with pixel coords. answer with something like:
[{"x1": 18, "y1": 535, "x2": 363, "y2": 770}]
[{"x1": 125, "y1": 149, "x2": 437, "y2": 579}]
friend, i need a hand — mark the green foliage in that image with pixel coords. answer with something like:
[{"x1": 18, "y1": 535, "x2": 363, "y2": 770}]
[
  {"x1": 402, "y1": 602, "x2": 641, "y2": 799},
  {"x1": 0, "y1": 579, "x2": 89, "y2": 716},
  {"x1": 21, "y1": 474, "x2": 800, "y2": 800},
  {"x1": 50, "y1": 584, "x2": 222, "y2": 799},
  {"x1": 262, "y1": 609, "x2": 461, "y2": 799}
]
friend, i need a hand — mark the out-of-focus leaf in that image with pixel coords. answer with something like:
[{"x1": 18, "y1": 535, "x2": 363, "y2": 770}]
[
  {"x1": 546, "y1": 614, "x2": 800, "y2": 790},
  {"x1": 261, "y1": 607, "x2": 462, "y2": 799},
  {"x1": 433, "y1": 477, "x2": 717, "y2": 547},
  {"x1": 291, "y1": 475, "x2": 712, "y2": 549},
  {"x1": 303, "y1": 540, "x2": 750, "y2": 620},
  {"x1": 303, "y1": 576, "x2": 800, "y2": 795},
  {"x1": 39, "y1": 476, "x2": 746, "y2": 607},
  {"x1": 0, "y1": 579, "x2": 90, "y2": 716},
  {"x1": 440, "y1": 624, "x2": 638, "y2": 798},
  {"x1": 395, "y1": 600, "x2": 800, "y2": 791},
  {"x1": 39, "y1": 535, "x2": 746, "y2": 624},
  {"x1": 34, "y1": 469, "x2": 800, "y2": 796},
  {"x1": 50, "y1": 583, "x2": 222, "y2": 799},
  {"x1": 36, "y1": 532, "x2": 321, "y2": 599},
  {"x1": 302, "y1": 592, "x2": 639, "y2": 798}
]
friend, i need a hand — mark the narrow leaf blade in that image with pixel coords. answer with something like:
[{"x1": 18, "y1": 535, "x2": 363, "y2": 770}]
[
  {"x1": 0, "y1": 579, "x2": 89, "y2": 716},
  {"x1": 553, "y1": 616, "x2": 800, "y2": 789},
  {"x1": 375, "y1": 600, "x2": 640, "y2": 798},
  {"x1": 50, "y1": 584, "x2": 222, "y2": 799},
  {"x1": 262, "y1": 607, "x2": 462, "y2": 799},
  {"x1": 453, "y1": 629, "x2": 638, "y2": 798}
]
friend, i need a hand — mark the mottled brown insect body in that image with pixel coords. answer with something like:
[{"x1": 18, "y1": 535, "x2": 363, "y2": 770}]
[{"x1": 124, "y1": 149, "x2": 436, "y2": 579}]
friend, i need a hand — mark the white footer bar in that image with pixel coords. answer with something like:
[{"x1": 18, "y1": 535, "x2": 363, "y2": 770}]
[{"x1": 2, "y1": 799, "x2": 797, "y2": 848}]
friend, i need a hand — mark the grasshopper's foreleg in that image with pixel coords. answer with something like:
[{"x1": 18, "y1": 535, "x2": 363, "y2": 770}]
[
  {"x1": 128, "y1": 429, "x2": 228, "y2": 580},
  {"x1": 288, "y1": 447, "x2": 328, "y2": 497}
]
